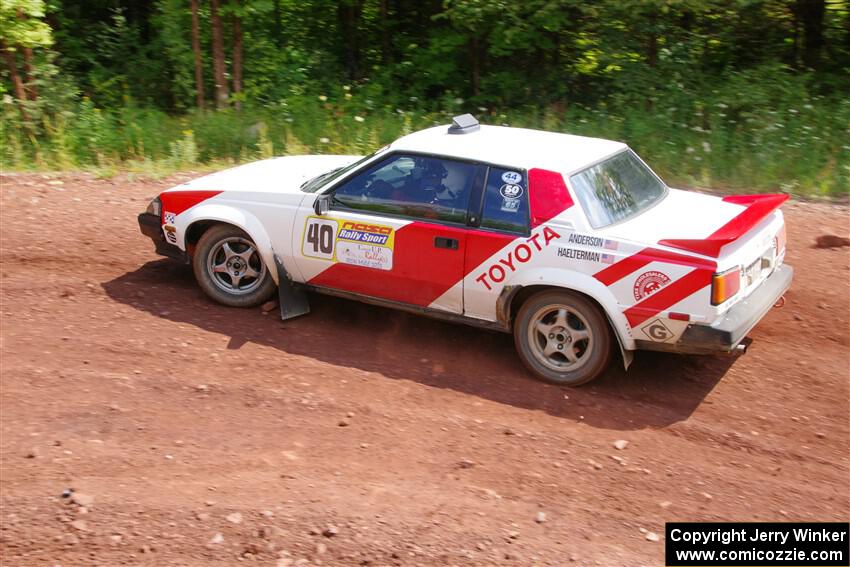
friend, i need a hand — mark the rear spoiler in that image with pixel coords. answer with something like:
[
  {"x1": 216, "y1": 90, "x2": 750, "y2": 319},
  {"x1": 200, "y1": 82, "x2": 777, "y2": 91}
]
[{"x1": 659, "y1": 194, "x2": 789, "y2": 258}]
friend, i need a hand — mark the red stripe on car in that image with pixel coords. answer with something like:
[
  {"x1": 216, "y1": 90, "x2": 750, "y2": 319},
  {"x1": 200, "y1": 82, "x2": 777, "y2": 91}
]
[
  {"x1": 528, "y1": 168, "x2": 574, "y2": 228},
  {"x1": 159, "y1": 190, "x2": 223, "y2": 221},
  {"x1": 308, "y1": 222, "x2": 514, "y2": 307},
  {"x1": 623, "y1": 268, "x2": 714, "y2": 328},
  {"x1": 594, "y1": 247, "x2": 716, "y2": 286},
  {"x1": 659, "y1": 193, "x2": 788, "y2": 257}
]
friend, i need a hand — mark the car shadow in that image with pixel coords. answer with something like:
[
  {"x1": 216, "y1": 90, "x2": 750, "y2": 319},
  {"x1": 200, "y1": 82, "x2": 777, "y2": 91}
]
[{"x1": 101, "y1": 259, "x2": 735, "y2": 431}]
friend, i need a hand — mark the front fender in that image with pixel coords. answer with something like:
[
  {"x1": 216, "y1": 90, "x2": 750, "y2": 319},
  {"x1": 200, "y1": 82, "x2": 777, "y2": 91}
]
[
  {"x1": 175, "y1": 203, "x2": 279, "y2": 285},
  {"x1": 506, "y1": 267, "x2": 635, "y2": 351}
]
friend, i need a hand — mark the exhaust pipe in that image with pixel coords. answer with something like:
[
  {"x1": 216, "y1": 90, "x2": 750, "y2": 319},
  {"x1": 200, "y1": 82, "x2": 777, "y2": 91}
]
[
  {"x1": 774, "y1": 295, "x2": 786, "y2": 308},
  {"x1": 726, "y1": 339, "x2": 751, "y2": 356}
]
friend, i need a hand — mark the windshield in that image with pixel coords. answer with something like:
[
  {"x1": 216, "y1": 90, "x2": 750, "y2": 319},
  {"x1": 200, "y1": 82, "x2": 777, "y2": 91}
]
[
  {"x1": 569, "y1": 150, "x2": 667, "y2": 228},
  {"x1": 300, "y1": 147, "x2": 387, "y2": 193}
]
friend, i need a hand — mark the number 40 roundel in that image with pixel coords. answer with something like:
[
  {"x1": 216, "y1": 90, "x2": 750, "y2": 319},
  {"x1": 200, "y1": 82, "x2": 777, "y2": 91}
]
[{"x1": 302, "y1": 217, "x2": 337, "y2": 260}]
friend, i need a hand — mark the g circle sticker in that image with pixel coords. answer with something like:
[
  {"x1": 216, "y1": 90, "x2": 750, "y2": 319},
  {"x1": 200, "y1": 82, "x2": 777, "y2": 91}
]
[{"x1": 501, "y1": 171, "x2": 522, "y2": 184}]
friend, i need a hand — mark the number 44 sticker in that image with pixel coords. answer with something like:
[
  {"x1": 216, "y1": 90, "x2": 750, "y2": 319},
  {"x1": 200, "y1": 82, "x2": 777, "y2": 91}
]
[{"x1": 302, "y1": 217, "x2": 337, "y2": 260}]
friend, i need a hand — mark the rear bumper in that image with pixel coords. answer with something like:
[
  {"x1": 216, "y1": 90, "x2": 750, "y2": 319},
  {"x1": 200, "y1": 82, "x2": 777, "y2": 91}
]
[
  {"x1": 636, "y1": 264, "x2": 793, "y2": 354},
  {"x1": 138, "y1": 212, "x2": 187, "y2": 262}
]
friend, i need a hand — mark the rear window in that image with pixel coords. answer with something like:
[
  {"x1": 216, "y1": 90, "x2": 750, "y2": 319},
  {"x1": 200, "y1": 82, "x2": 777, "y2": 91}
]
[
  {"x1": 479, "y1": 167, "x2": 529, "y2": 234},
  {"x1": 569, "y1": 150, "x2": 667, "y2": 228}
]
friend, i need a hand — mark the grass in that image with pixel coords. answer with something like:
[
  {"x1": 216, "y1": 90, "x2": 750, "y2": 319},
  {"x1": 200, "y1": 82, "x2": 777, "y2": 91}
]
[{"x1": 2, "y1": 91, "x2": 848, "y2": 197}]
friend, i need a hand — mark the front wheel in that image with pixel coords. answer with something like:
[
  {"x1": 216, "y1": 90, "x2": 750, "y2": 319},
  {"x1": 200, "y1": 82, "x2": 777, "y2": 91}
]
[
  {"x1": 514, "y1": 290, "x2": 612, "y2": 386},
  {"x1": 192, "y1": 224, "x2": 276, "y2": 308}
]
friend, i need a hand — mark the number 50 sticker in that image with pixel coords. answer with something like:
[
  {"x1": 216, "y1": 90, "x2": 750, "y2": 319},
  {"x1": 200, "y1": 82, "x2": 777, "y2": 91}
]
[{"x1": 302, "y1": 217, "x2": 337, "y2": 260}]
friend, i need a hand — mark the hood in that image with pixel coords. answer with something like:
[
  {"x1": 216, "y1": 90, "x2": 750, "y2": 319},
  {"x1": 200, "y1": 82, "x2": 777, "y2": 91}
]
[
  {"x1": 166, "y1": 155, "x2": 362, "y2": 195},
  {"x1": 601, "y1": 188, "x2": 788, "y2": 258}
]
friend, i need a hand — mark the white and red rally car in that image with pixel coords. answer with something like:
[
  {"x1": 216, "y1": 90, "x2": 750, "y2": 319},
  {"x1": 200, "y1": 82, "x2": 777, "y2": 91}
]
[{"x1": 139, "y1": 114, "x2": 792, "y2": 385}]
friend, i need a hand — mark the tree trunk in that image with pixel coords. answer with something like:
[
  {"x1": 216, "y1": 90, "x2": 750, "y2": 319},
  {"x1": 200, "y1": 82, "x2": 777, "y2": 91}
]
[
  {"x1": 1, "y1": 43, "x2": 29, "y2": 119},
  {"x1": 469, "y1": 34, "x2": 480, "y2": 97},
  {"x1": 191, "y1": 0, "x2": 205, "y2": 109},
  {"x1": 380, "y1": 0, "x2": 391, "y2": 64},
  {"x1": 337, "y1": 1, "x2": 362, "y2": 80},
  {"x1": 232, "y1": 0, "x2": 243, "y2": 112},
  {"x1": 21, "y1": 47, "x2": 37, "y2": 100},
  {"x1": 273, "y1": 0, "x2": 282, "y2": 48},
  {"x1": 646, "y1": 32, "x2": 658, "y2": 68},
  {"x1": 795, "y1": 0, "x2": 826, "y2": 69},
  {"x1": 210, "y1": 0, "x2": 229, "y2": 109}
]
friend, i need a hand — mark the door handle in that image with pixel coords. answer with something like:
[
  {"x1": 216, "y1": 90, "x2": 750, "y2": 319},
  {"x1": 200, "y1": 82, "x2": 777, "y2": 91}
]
[{"x1": 434, "y1": 236, "x2": 459, "y2": 250}]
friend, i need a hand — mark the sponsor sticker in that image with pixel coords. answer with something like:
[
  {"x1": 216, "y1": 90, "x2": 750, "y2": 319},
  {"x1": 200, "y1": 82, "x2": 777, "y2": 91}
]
[
  {"x1": 337, "y1": 242, "x2": 393, "y2": 270},
  {"x1": 499, "y1": 183, "x2": 523, "y2": 200},
  {"x1": 640, "y1": 318, "x2": 675, "y2": 342},
  {"x1": 301, "y1": 216, "x2": 395, "y2": 270},
  {"x1": 501, "y1": 171, "x2": 522, "y2": 185},
  {"x1": 475, "y1": 227, "x2": 561, "y2": 290},
  {"x1": 164, "y1": 211, "x2": 177, "y2": 225},
  {"x1": 633, "y1": 271, "x2": 671, "y2": 301},
  {"x1": 501, "y1": 197, "x2": 520, "y2": 213}
]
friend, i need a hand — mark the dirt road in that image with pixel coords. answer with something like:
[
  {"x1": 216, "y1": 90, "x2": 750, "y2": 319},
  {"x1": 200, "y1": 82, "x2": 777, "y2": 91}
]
[{"x1": 1, "y1": 172, "x2": 848, "y2": 566}]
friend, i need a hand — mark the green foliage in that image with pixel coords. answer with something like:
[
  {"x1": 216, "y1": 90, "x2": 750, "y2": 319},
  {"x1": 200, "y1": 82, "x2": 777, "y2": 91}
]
[
  {"x1": 0, "y1": 0, "x2": 848, "y2": 196},
  {"x1": 0, "y1": 0, "x2": 53, "y2": 47}
]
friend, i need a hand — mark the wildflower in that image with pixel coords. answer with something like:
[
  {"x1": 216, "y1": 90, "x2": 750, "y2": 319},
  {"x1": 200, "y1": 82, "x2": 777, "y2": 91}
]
[
  {"x1": 344, "y1": 93, "x2": 352, "y2": 99},
  {"x1": 343, "y1": 85, "x2": 351, "y2": 92},
  {"x1": 319, "y1": 137, "x2": 330, "y2": 144},
  {"x1": 702, "y1": 142, "x2": 711, "y2": 153},
  {"x1": 354, "y1": 116, "x2": 365, "y2": 123},
  {"x1": 318, "y1": 95, "x2": 328, "y2": 102}
]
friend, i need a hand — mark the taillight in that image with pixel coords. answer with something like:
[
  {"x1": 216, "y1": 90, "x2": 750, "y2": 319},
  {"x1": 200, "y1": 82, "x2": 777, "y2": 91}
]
[{"x1": 712, "y1": 266, "x2": 741, "y2": 306}]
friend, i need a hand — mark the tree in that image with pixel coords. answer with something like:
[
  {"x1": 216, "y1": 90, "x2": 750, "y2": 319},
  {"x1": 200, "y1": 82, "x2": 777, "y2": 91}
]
[
  {"x1": 794, "y1": 0, "x2": 826, "y2": 69},
  {"x1": 210, "y1": 0, "x2": 228, "y2": 108},
  {"x1": 0, "y1": 0, "x2": 53, "y2": 110},
  {"x1": 191, "y1": 0, "x2": 204, "y2": 108},
  {"x1": 231, "y1": 0, "x2": 242, "y2": 111}
]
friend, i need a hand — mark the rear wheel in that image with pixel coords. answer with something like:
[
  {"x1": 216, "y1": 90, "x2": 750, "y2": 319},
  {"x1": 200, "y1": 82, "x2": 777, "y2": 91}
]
[
  {"x1": 192, "y1": 224, "x2": 276, "y2": 307},
  {"x1": 514, "y1": 290, "x2": 612, "y2": 386}
]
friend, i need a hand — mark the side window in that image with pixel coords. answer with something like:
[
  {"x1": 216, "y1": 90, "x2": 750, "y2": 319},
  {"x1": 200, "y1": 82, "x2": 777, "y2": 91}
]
[
  {"x1": 333, "y1": 154, "x2": 476, "y2": 224},
  {"x1": 479, "y1": 167, "x2": 529, "y2": 234}
]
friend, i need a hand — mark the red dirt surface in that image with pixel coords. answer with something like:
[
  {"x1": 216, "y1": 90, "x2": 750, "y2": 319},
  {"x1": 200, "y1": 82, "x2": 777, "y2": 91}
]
[{"x1": 1, "y1": 172, "x2": 848, "y2": 566}]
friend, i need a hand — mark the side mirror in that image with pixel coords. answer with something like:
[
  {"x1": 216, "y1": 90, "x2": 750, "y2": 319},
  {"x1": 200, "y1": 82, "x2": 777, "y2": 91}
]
[{"x1": 314, "y1": 194, "x2": 331, "y2": 215}]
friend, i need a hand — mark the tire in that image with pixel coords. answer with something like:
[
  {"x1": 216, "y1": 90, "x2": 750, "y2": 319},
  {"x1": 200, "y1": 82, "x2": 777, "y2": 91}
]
[
  {"x1": 192, "y1": 224, "x2": 276, "y2": 308},
  {"x1": 514, "y1": 290, "x2": 613, "y2": 386}
]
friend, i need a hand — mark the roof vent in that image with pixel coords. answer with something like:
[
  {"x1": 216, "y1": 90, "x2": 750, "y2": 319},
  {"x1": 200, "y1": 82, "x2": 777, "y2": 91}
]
[{"x1": 448, "y1": 113, "x2": 480, "y2": 135}]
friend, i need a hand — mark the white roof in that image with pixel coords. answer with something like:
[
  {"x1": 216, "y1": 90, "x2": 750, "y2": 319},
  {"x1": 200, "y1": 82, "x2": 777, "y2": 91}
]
[{"x1": 389, "y1": 124, "x2": 627, "y2": 175}]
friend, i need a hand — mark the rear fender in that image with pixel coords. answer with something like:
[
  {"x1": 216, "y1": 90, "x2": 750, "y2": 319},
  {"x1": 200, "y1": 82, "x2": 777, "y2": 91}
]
[{"x1": 176, "y1": 203, "x2": 280, "y2": 285}]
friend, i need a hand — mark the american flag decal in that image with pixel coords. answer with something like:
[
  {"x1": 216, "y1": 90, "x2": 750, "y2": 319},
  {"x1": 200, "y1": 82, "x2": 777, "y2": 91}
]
[
  {"x1": 603, "y1": 239, "x2": 618, "y2": 250},
  {"x1": 601, "y1": 253, "x2": 615, "y2": 264}
]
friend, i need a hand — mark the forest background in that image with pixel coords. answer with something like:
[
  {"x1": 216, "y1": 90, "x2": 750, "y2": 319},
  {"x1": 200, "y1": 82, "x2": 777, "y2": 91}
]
[{"x1": 2, "y1": 0, "x2": 849, "y2": 195}]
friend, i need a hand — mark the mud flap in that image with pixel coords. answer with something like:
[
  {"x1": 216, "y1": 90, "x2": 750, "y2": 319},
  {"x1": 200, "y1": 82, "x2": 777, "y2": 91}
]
[
  {"x1": 606, "y1": 313, "x2": 633, "y2": 371},
  {"x1": 274, "y1": 254, "x2": 310, "y2": 320}
]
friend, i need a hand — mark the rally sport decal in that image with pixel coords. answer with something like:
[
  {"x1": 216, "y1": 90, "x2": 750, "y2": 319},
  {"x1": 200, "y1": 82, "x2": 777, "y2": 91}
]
[{"x1": 302, "y1": 216, "x2": 396, "y2": 271}]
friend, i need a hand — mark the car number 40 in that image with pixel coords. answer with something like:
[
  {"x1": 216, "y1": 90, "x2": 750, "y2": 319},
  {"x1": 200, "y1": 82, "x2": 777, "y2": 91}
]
[{"x1": 303, "y1": 217, "x2": 337, "y2": 260}]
